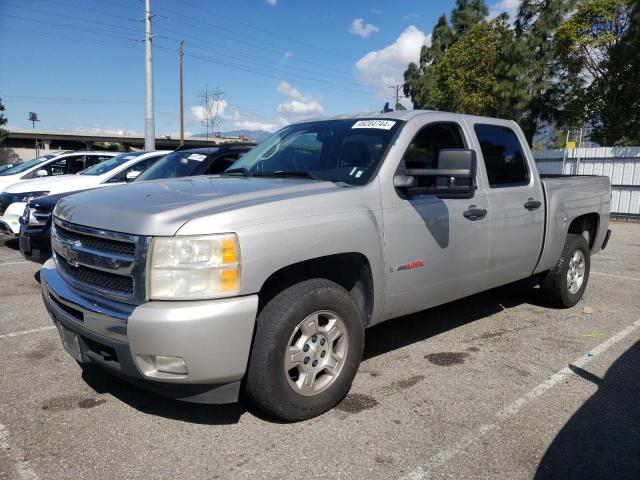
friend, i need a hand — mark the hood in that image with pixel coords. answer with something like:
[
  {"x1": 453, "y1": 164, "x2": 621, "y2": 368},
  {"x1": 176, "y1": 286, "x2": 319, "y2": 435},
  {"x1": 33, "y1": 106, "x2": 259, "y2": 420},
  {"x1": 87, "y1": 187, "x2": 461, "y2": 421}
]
[
  {"x1": 29, "y1": 189, "x2": 89, "y2": 211},
  {"x1": 3, "y1": 174, "x2": 100, "y2": 194},
  {"x1": 54, "y1": 176, "x2": 348, "y2": 236}
]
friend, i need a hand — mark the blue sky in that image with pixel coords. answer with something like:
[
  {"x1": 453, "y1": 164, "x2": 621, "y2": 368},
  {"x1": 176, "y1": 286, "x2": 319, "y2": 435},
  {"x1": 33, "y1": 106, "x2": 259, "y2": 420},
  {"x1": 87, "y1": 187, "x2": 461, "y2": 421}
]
[{"x1": 0, "y1": 0, "x2": 517, "y2": 135}]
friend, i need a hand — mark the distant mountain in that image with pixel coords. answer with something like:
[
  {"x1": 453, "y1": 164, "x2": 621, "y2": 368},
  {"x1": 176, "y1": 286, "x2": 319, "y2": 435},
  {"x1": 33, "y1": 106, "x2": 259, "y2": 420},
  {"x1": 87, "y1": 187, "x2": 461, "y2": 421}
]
[{"x1": 192, "y1": 130, "x2": 272, "y2": 142}]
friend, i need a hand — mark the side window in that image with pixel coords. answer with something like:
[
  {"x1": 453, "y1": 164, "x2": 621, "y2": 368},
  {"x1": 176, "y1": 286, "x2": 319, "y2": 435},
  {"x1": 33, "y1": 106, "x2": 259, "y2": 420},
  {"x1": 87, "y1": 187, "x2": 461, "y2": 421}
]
[
  {"x1": 49, "y1": 156, "x2": 78, "y2": 175},
  {"x1": 107, "y1": 157, "x2": 159, "y2": 183},
  {"x1": 84, "y1": 155, "x2": 115, "y2": 171},
  {"x1": 474, "y1": 124, "x2": 529, "y2": 188},
  {"x1": 205, "y1": 154, "x2": 238, "y2": 175},
  {"x1": 401, "y1": 123, "x2": 466, "y2": 188}
]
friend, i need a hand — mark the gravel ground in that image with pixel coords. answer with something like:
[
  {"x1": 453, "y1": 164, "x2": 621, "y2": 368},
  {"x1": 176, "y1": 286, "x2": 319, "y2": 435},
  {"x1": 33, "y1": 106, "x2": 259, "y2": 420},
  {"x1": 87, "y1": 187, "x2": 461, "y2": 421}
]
[{"x1": 0, "y1": 223, "x2": 639, "y2": 480}]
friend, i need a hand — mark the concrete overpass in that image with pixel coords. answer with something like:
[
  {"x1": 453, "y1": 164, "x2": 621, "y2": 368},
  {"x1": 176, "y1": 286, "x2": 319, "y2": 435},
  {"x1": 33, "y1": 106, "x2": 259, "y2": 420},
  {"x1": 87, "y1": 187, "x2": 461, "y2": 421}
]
[{"x1": 0, "y1": 128, "x2": 248, "y2": 162}]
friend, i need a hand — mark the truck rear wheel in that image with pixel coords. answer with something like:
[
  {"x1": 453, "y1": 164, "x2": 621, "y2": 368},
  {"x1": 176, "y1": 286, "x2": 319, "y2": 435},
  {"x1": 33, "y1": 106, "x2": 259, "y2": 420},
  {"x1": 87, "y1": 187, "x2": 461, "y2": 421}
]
[
  {"x1": 541, "y1": 233, "x2": 591, "y2": 308},
  {"x1": 244, "y1": 279, "x2": 364, "y2": 421}
]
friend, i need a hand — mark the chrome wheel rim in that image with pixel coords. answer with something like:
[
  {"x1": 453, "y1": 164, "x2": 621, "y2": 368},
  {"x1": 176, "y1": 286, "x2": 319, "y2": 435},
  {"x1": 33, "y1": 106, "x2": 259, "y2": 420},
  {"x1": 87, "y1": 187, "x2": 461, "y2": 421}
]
[
  {"x1": 284, "y1": 310, "x2": 349, "y2": 396},
  {"x1": 567, "y1": 250, "x2": 586, "y2": 295}
]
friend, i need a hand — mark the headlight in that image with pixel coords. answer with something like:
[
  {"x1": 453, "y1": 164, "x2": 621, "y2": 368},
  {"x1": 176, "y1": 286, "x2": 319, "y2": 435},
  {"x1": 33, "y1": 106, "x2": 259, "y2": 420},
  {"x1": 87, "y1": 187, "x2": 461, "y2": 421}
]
[
  {"x1": 148, "y1": 233, "x2": 241, "y2": 300},
  {"x1": 15, "y1": 191, "x2": 50, "y2": 202}
]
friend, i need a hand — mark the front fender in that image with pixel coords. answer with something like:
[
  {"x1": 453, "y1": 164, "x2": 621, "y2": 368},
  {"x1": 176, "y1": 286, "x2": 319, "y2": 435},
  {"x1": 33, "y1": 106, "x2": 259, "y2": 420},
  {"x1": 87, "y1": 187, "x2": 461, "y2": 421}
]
[{"x1": 236, "y1": 209, "x2": 386, "y2": 324}]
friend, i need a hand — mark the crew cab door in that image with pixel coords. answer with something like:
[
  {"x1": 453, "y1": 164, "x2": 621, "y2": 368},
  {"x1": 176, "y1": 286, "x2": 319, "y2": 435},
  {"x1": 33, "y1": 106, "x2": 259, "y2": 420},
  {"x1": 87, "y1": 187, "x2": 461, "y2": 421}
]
[
  {"x1": 381, "y1": 118, "x2": 491, "y2": 319},
  {"x1": 467, "y1": 121, "x2": 545, "y2": 287}
]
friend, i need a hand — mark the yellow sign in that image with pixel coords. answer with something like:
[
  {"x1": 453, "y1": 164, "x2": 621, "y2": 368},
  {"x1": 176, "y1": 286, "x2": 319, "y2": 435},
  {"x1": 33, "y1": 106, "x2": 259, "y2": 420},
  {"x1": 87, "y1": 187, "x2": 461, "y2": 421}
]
[{"x1": 566, "y1": 141, "x2": 576, "y2": 149}]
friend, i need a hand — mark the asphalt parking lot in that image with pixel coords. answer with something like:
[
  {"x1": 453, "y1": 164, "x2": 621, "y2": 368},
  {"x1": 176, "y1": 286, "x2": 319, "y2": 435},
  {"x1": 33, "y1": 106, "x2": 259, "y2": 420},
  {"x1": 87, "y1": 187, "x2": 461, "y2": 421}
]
[{"x1": 1, "y1": 223, "x2": 639, "y2": 480}]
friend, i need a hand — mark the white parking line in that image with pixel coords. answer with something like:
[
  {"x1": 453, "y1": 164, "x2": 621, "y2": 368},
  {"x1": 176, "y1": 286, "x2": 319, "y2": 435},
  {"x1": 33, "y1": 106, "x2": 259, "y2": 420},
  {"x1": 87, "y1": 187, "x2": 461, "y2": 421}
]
[
  {"x1": 0, "y1": 326, "x2": 56, "y2": 340},
  {"x1": 400, "y1": 318, "x2": 640, "y2": 480},
  {"x1": 592, "y1": 271, "x2": 640, "y2": 281},
  {"x1": 0, "y1": 423, "x2": 41, "y2": 480}
]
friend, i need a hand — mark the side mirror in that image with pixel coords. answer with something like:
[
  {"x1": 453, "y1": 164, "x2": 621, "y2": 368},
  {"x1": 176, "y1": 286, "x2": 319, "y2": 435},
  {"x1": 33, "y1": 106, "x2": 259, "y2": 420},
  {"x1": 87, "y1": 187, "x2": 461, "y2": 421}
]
[
  {"x1": 126, "y1": 171, "x2": 141, "y2": 182},
  {"x1": 36, "y1": 169, "x2": 49, "y2": 177},
  {"x1": 394, "y1": 149, "x2": 476, "y2": 199}
]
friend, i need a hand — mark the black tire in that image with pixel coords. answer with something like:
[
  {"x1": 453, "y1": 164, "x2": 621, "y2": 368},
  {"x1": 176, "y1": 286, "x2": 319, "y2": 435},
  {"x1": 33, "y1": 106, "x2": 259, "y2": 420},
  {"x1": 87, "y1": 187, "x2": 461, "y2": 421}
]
[
  {"x1": 541, "y1": 234, "x2": 591, "y2": 308},
  {"x1": 244, "y1": 279, "x2": 364, "y2": 421}
]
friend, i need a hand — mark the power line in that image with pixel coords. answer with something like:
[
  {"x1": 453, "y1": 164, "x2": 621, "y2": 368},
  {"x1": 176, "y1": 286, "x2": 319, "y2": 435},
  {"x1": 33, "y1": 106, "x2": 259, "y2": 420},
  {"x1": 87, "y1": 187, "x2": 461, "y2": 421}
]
[
  {"x1": 152, "y1": 7, "x2": 380, "y2": 87},
  {"x1": 163, "y1": 0, "x2": 358, "y2": 62}
]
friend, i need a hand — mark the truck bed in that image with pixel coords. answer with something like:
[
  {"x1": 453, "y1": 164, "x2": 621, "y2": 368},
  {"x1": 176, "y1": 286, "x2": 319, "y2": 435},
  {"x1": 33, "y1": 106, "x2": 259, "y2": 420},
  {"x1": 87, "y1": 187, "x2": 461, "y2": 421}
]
[{"x1": 534, "y1": 175, "x2": 611, "y2": 275}]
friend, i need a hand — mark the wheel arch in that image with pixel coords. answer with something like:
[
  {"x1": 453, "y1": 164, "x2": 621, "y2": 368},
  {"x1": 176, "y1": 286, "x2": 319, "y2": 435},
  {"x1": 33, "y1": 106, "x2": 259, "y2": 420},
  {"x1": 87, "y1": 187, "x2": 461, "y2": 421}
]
[{"x1": 258, "y1": 253, "x2": 375, "y2": 327}]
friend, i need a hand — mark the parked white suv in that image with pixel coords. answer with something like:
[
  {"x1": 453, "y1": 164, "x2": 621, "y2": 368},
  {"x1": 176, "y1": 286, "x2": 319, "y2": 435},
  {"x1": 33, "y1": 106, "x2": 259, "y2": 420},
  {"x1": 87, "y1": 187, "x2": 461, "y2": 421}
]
[{"x1": 0, "y1": 151, "x2": 168, "y2": 235}]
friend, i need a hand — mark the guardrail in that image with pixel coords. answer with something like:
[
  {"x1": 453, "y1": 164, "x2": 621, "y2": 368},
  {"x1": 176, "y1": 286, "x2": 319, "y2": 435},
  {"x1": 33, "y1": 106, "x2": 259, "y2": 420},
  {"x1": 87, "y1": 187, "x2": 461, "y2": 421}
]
[{"x1": 533, "y1": 147, "x2": 640, "y2": 218}]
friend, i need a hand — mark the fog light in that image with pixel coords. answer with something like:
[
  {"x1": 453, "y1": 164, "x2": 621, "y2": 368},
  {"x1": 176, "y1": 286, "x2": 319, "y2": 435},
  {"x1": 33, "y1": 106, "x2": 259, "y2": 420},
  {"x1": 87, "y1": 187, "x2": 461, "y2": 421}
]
[{"x1": 151, "y1": 355, "x2": 188, "y2": 374}]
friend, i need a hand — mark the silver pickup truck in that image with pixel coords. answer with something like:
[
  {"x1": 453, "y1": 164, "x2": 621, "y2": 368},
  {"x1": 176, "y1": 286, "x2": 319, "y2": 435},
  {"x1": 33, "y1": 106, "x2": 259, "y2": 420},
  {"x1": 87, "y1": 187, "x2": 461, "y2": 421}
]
[{"x1": 40, "y1": 111, "x2": 611, "y2": 421}]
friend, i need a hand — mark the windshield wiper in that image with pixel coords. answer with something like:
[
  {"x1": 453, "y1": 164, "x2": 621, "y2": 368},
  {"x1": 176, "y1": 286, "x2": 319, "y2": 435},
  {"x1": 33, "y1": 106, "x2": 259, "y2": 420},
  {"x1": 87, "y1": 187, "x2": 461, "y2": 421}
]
[
  {"x1": 253, "y1": 170, "x2": 319, "y2": 180},
  {"x1": 223, "y1": 167, "x2": 253, "y2": 177}
]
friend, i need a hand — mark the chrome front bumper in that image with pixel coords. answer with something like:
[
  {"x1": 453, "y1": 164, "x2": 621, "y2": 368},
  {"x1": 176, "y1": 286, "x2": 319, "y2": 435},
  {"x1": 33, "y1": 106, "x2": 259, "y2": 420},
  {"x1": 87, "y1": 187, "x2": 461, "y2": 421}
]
[{"x1": 41, "y1": 259, "x2": 259, "y2": 403}]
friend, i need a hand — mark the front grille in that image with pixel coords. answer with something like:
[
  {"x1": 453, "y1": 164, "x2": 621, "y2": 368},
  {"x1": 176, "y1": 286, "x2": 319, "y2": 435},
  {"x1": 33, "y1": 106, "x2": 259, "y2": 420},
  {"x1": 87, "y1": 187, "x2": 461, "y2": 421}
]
[
  {"x1": 52, "y1": 218, "x2": 147, "y2": 304},
  {"x1": 55, "y1": 223, "x2": 135, "y2": 256},
  {"x1": 57, "y1": 256, "x2": 134, "y2": 294}
]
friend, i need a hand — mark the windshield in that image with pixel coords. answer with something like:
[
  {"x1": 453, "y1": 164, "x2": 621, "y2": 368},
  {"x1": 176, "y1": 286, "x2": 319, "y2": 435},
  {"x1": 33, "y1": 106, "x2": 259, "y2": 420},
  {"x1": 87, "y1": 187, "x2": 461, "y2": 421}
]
[
  {"x1": 135, "y1": 150, "x2": 215, "y2": 181},
  {"x1": 0, "y1": 154, "x2": 56, "y2": 176},
  {"x1": 80, "y1": 152, "x2": 144, "y2": 176},
  {"x1": 226, "y1": 119, "x2": 402, "y2": 185}
]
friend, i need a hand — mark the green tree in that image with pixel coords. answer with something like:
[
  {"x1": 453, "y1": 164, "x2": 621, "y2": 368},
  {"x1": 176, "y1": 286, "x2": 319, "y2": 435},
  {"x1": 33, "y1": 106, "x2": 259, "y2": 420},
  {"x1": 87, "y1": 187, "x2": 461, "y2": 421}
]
[
  {"x1": 404, "y1": 14, "x2": 455, "y2": 109},
  {"x1": 0, "y1": 98, "x2": 7, "y2": 145},
  {"x1": 430, "y1": 21, "x2": 511, "y2": 115},
  {"x1": 403, "y1": 1, "x2": 488, "y2": 110},
  {"x1": 451, "y1": 0, "x2": 489, "y2": 34},
  {"x1": 514, "y1": 0, "x2": 578, "y2": 143},
  {"x1": 557, "y1": 0, "x2": 636, "y2": 145}
]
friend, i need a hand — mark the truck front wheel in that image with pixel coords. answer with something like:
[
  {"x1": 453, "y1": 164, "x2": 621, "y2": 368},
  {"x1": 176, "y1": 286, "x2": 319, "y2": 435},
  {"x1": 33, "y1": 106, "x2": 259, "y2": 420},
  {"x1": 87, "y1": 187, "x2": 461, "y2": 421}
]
[
  {"x1": 541, "y1": 233, "x2": 591, "y2": 308},
  {"x1": 244, "y1": 279, "x2": 364, "y2": 421}
]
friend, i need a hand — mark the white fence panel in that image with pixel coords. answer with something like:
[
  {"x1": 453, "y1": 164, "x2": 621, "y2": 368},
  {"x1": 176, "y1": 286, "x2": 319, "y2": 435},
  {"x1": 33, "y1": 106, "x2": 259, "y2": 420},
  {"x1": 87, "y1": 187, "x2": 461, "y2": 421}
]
[{"x1": 533, "y1": 147, "x2": 640, "y2": 217}]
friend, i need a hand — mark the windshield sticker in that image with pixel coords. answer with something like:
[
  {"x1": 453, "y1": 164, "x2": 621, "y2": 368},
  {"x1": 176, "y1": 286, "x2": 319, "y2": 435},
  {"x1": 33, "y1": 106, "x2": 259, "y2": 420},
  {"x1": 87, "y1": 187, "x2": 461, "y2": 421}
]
[
  {"x1": 352, "y1": 120, "x2": 396, "y2": 130},
  {"x1": 188, "y1": 153, "x2": 207, "y2": 161},
  {"x1": 355, "y1": 170, "x2": 363, "y2": 178},
  {"x1": 349, "y1": 167, "x2": 357, "y2": 176}
]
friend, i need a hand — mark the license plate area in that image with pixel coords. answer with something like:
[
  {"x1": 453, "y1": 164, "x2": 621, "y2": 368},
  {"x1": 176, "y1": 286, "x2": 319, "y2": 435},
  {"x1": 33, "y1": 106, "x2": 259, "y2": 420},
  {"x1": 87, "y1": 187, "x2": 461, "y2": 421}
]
[{"x1": 56, "y1": 322, "x2": 82, "y2": 362}]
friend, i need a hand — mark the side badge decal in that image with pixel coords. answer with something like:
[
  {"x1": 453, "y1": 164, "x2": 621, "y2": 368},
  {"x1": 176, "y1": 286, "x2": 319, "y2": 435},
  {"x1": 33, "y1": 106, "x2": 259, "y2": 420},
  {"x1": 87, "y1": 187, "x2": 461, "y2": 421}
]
[{"x1": 391, "y1": 260, "x2": 424, "y2": 272}]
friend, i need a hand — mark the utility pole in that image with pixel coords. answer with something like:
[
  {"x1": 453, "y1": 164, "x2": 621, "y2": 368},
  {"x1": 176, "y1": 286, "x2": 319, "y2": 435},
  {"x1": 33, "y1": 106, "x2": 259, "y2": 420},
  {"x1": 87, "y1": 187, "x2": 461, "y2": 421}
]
[
  {"x1": 179, "y1": 40, "x2": 184, "y2": 146},
  {"x1": 144, "y1": 0, "x2": 156, "y2": 150},
  {"x1": 389, "y1": 84, "x2": 405, "y2": 110}
]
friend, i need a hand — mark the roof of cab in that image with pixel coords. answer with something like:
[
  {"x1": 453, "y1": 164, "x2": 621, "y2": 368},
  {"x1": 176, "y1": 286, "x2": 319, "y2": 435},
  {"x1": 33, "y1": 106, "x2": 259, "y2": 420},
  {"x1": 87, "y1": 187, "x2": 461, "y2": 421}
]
[{"x1": 298, "y1": 109, "x2": 518, "y2": 127}]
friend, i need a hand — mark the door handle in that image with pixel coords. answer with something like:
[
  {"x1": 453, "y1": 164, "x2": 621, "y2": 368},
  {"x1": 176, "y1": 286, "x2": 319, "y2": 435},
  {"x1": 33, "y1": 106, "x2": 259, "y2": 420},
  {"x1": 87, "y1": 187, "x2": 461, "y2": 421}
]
[
  {"x1": 524, "y1": 198, "x2": 542, "y2": 211},
  {"x1": 463, "y1": 206, "x2": 487, "y2": 220}
]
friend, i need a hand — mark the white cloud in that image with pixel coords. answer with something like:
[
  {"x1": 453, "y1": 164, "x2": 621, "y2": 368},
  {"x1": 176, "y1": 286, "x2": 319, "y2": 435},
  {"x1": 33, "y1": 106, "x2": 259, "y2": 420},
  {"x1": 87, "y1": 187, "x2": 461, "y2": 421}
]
[
  {"x1": 277, "y1": 81, "x2": 310, "y2": 102},
  {"x1": 283, "y1": 51, "x2": 293, "y2": 61},
  {"x1": 266, "y1": 0, "x2": 277, "y2": 6},
  {"x1": 489, "y1": 0, "x2": 519, "y2": 21},
  {"x1": 371, "y1": 8, "x2": 382, "y2": 14},
  {"x1": 404, "y1": 12, "x2": 419, "y2": 20},
  {"x1": 349, "y1": 18, "x2": 380, "y2": 38},
  {"x1": 276, "y1": 99, "x2": 324, "y2": 115},
  {"x1": 275, "y1": 81, "x2": 324, "y2": 115},
  {"x1": 189, "y1": 100, "x2": 229, "y2": 122},
  {"x1": 355, "y1": 26, "x2": 431, "y2": 87},
  {"x1": 233, "y1": 119, "x2": 287, "y2": 133}
]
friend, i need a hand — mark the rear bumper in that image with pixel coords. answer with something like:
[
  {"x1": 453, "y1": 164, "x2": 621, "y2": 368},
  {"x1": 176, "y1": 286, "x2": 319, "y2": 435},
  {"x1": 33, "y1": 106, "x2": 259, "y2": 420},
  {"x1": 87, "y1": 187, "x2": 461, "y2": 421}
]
[{"x1": 40, "y1": 260, "x2": 259, "y2": 403}]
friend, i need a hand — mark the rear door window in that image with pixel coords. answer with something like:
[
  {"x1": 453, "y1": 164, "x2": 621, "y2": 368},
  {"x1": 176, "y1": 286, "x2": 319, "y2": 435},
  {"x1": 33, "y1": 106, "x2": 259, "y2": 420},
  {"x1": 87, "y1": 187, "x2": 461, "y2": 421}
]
[{"x1": 474, "y1": 124, "x2": 529, "y2": 188}]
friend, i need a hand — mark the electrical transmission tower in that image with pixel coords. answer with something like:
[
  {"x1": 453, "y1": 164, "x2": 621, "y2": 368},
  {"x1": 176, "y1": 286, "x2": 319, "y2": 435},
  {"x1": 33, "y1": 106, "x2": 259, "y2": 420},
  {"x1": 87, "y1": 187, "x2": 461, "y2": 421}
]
[{"x1": 197, "y1": 84, "x2": 225, "y2": 142}]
